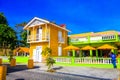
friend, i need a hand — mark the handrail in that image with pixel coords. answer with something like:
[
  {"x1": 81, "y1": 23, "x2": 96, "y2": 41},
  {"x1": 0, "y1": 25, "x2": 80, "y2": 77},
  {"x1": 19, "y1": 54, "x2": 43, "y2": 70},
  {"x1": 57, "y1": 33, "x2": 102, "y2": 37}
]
[
  {"x1": 27, "y1": 34, "x2": 49, "y2": 42},
  {"x1": 54, "y1": 57, "x2": 120, "y2": 64}
]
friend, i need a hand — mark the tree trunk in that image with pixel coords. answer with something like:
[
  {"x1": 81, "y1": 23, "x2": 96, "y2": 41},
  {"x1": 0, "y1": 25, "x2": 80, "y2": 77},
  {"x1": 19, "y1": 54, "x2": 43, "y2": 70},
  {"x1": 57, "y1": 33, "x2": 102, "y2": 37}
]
[{"x1": 3, "y1": 42, "x2": 7, "y2": 56}]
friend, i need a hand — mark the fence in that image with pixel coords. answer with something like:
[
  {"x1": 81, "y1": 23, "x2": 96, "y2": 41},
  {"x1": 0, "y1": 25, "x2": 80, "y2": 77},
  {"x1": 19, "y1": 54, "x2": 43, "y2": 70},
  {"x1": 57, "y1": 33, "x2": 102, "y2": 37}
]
[{"x1": 55, "y1": 57, "x2": 120, "y2": 64}]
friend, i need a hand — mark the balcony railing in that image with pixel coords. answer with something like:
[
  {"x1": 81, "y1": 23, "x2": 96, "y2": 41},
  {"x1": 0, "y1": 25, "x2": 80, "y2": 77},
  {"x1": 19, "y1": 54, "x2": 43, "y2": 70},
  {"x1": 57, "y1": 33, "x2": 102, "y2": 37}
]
[{"x1": 27, "y1": 34, "x2": 49, "y2": 43}]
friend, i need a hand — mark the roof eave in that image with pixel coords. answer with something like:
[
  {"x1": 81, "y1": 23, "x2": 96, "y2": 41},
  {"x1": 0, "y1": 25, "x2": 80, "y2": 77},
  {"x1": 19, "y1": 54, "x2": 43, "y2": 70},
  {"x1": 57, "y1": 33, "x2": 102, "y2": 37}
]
[
  {"x1": 49, "y1": 23, "x2": 71, "y2": 32},
  {"x1": 23, "y1": 17, "x2": 50, "y2": 30}
]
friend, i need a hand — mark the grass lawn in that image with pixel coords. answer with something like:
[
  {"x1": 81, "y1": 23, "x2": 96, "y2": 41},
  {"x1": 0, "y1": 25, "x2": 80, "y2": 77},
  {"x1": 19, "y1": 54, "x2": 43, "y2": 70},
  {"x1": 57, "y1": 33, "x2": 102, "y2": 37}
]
[
  {"x1": 2, "y1": 56, "x2": 120, "y2": 69},
  {"x1": 2, "y1": 56, "x2": 29, "y2": 64},
  {"x1": 16, "y1": 56, "x2": 29, "y2": 63},
  {"x1": 55, "y1": 62, "x2": 120, "y2": 69}
]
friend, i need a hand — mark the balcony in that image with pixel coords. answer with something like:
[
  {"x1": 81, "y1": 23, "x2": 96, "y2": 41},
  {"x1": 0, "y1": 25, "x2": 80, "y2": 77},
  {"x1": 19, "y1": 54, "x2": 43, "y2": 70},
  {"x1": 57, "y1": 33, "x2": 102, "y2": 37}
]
[{"x1": 27, "y1": 34, "x2": 49, "y2": 43}]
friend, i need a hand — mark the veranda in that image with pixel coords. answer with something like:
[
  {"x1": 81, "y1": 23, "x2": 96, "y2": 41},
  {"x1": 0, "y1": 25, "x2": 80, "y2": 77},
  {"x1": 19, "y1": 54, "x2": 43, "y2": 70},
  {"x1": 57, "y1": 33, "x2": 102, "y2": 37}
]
[{"x1": 54, "y1": 45, "x2": 120, "y2": 68}]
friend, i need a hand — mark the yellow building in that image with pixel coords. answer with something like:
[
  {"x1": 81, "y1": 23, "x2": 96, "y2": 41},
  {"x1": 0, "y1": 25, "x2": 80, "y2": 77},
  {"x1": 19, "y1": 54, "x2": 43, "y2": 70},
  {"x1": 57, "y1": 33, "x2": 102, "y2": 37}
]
[{"x1": 24, "y1": 17, "x2": 70, "y2": 62}]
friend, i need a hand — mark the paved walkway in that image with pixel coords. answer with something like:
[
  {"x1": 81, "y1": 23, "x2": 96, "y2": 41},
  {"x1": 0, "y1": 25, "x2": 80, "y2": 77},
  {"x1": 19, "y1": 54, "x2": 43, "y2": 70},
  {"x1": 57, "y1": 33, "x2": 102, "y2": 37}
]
[
  {"x1": 35, "y1": 63, "x2": 120, "y2": 79},
  {"x1": 6, "y1": 63, "x2": 120, "y2": 80}
]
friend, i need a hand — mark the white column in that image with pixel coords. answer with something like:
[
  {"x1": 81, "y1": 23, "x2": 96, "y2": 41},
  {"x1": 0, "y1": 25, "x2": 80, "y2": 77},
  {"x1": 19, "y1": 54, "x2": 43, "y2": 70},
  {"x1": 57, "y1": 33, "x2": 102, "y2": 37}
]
[
  {"x1": 48, "y1": 25, "x2": 50, "y2": 47},
  {"x1": 45, "y1": 24, "x2": 47, "y2": 40},
  {"x1": 27, "y1": 30, "x2": 29, "y2": 42},
  {"x1": 33, "y1": 27, "x2": 34, "y2": 41}
]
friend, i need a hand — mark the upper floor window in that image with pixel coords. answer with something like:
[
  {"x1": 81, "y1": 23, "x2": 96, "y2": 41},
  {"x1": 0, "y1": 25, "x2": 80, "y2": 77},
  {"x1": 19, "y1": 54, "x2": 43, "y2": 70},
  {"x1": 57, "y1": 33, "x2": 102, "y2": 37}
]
[
  {"x1": 102, "y1": 35, "x2": 116, "y2": 40},
  {"x1": 58, "y1": 31, "x2": 63, "y2": 42},
  {"x1": 71, "y1": 37, "x2": 87, "y2": 42},
  {"x1": 37, "y1": 27, "x2": 42, "y2": 34}
]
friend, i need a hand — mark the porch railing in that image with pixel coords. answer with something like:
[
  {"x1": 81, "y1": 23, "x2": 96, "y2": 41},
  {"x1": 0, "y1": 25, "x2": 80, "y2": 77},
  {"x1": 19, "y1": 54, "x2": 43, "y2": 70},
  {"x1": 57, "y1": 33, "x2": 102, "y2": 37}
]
[
  {"x1": 27, "y1": 34, "x2": 49, "y2": 42},
  {"x1": 75, "y1": 58, "x2": 112, "y2": 64},
  {"x1": 56, "y1": 57, "x2": 71, "y2": 63},
  {"x1": 55, "y1": 57, "x2": 120, "y2": 64}
]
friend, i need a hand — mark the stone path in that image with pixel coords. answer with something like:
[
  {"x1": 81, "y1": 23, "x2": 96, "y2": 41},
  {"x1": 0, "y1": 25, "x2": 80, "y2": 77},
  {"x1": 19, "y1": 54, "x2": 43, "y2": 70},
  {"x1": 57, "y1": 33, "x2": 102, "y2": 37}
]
[{"x1": 5, "y1": 63, "x2": 120, "y2": 80}]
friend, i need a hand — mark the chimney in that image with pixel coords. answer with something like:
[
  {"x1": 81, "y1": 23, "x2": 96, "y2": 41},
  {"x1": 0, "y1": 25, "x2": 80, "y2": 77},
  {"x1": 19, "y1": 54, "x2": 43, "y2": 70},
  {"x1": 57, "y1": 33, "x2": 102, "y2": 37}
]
[{"x1": 60, "y1": 24, "x2": 66, "y2": 28}]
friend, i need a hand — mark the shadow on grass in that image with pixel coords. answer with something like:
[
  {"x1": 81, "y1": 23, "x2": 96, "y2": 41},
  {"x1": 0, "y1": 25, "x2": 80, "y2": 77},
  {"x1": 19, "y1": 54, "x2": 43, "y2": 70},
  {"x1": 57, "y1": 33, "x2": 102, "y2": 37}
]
[{"x1": 2, "y1": 64, "x2": 40, "y2": 74}]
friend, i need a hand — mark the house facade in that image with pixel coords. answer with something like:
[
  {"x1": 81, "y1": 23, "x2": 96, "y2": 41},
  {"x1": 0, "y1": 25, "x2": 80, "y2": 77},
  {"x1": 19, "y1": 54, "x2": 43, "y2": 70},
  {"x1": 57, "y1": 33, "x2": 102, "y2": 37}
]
[
  {"x1": 24, "y1": 17, "x2": 69, "y2": 62},
  {"x1": 69, "y1": 30, "x2": 120, "y2": 57}
]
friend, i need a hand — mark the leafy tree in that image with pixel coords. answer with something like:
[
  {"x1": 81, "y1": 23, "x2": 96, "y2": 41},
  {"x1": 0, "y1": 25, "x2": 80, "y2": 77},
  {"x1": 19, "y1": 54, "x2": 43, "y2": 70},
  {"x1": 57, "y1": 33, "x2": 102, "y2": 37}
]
[
  {"x1": 0, "y1": 13, "x2": 17, "y2": 56},
  {"x1": 0, "y1": 13, "x2": 8, "y2": 25},
  {"x1": 41, "y1": 47, "x2": 55, "y2": 72},
  {"x1": 0, "y1": 24, "x2": 17, "y2": 55}
]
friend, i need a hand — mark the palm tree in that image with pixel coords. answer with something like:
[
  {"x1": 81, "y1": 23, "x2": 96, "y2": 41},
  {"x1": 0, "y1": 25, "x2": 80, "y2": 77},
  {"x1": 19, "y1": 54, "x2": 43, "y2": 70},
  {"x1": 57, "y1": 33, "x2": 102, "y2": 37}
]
[
  {"x1": 15, "y1": 22, "x2": 29, "y2": 47},
  {"x1": 20, "y1": 30, "x2": 29, "y2": 47},
  {"x1": 15, "y1": 22, "x2": 27, "y2": 28},
  {"x1": 41, "y1": 47, "x2": 55, "y2": 71}
]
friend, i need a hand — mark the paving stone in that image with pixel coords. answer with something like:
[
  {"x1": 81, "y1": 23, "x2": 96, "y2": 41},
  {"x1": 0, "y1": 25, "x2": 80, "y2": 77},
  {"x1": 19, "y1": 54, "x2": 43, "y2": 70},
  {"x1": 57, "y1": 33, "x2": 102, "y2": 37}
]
[{"x1": 5, "y1": 63, "x2": 119, "y2": 80}]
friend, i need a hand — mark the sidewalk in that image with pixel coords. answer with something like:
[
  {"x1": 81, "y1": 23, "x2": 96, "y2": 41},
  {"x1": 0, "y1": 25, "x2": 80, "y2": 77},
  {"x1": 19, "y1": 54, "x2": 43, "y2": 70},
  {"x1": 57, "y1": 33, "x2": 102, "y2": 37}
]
[
  {"x1": 34, "y1": 63, "x2": 120, "y2": 80},
  {"x1": 6, "y1": 63, "x2": 120, "y2": 80}
]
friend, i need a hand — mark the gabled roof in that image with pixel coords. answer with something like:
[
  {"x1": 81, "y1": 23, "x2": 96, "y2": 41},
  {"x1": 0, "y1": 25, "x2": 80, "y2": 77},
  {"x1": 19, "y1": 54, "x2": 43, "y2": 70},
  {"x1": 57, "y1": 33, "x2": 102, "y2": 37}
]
[
  {"x1": 49, "y1": 23, "x2": 70, "y2": 32},
  {"x1": 23, "y1": 17, "x2": 70, "y2": 32},
  {"x1": 13, "y1": 47, "x2": 29, "y2": 54},
  {"x1": 24, "y1": 17, "x2": 50, "y2": 29}
]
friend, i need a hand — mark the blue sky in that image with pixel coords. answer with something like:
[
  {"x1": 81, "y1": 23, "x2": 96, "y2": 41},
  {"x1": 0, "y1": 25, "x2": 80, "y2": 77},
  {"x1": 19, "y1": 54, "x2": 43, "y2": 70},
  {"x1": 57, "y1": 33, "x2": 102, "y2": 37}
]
[{"x1": 1, "y1": 0, "x2": 120, "y2": 34}]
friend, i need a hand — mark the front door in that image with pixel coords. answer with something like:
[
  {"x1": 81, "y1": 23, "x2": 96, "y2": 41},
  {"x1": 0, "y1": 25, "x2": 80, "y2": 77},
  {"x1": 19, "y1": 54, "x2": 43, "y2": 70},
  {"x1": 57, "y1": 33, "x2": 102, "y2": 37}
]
[
  {"x1": 58, "y1": 46, "x2": 62, "y2": 56},
  {"x1": 37, "y1": 27, "x2": 42, "y2": 41},
  {"x1": 33, "y1": 46, "x2": 42, "y2": 62}
]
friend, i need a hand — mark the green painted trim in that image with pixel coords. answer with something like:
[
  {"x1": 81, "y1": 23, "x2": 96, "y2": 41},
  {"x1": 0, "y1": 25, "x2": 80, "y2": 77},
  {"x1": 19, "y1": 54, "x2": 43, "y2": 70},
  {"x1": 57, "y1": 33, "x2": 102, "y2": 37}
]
[
  {"x1": 72, "y1": 50, "x2": 75, "y2": 57},
  {"x1": 115, "y1": 32, "x2": 118, "y2": 41},
  {"x1": 96, "y1": 50, "x2": 98, "y2": 57},
  {"x1": 87, "y1": 35, "x2": 90, "y2": 43},
  {"x1": 90, "y1": 50, "x2": 92, "y2": 57},
  {"x1": 118, "y1": 58, "x2": 120, "y2": 64},
  {"x1": 71, "y1": 57, "x2": 75, "y2": 64},
  {"x1": 71, "y1": 40, "x2": 117, "y2": 45}
]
